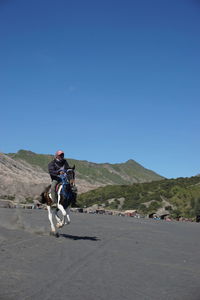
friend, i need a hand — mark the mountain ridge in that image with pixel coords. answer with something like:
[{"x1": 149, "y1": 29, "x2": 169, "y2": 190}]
[
  {"x1": 1, "y1": 150, "x2": 199, "y2": 219},
  {"x1": 0, "y1": 149, "x2": 164, "y2": 201},
  {"x1": 7, "y1": 149, "x2": 164, "y2": 185}
]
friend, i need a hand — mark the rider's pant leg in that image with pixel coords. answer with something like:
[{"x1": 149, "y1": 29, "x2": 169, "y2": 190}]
[{"x1": 51, "y1": 180, "x2": 58, "y2": 203}]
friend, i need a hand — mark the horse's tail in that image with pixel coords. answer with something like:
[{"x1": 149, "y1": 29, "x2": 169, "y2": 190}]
[{"x1": 39, "y1": 185, "x2": 51, "y2": 204}]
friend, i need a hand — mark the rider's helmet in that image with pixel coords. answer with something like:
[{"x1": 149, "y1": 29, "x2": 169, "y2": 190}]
[{"x1": 55, "y1": 150, "x2": 64, "y2": 161}]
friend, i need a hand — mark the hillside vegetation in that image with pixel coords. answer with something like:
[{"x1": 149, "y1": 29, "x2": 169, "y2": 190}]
[{"x1": 77, "y1": 176, "x2": 200, "y2": 218}]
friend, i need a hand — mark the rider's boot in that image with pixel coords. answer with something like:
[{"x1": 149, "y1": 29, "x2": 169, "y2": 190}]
[{"x1": 51, "y1": 181, "x2": 58, "y2": 203}]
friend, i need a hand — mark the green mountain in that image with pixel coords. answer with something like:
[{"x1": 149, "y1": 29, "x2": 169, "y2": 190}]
[
  {"x1": 4, "y1": 150, "x2": 200, "y2": 218},
  {"x1": 77, "y1": 176, "x2": 200, "y2": 219},
  {"x1": 7, "y1": 150, "x2": 163, "y2": 186}
]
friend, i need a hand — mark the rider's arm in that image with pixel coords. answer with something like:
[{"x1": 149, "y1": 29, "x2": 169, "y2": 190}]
[{"x1": 48, "y1": 161, "x2": 60, "y2": 177}]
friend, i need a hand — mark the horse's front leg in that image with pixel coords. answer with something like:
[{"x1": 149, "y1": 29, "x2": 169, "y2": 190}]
[
  {"x1": 47, "y1": 205, "x2": 56, "y2": 233},
  {"x1": 57, "y1": 203, "x2": 66, "y2": 227},
  {"x1": 55, "y1": 209, "x2": 63, "y2": 228}
]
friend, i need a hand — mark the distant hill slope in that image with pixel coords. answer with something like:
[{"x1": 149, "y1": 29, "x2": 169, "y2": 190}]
[
  {"x1": 0, "y1": 153, "x2": 50, "y2": 200},
  {"x1": 2, "y1": 150, "x2": 200, "y2": 218},
  {"x1": 8, "y1": 150, "x2": 163, "y2": 187},
  {"x1": 77, "y1": 176, "x2": 200, "y2": 219}
]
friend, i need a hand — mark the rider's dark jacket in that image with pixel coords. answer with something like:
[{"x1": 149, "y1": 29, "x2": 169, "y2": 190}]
[{"x1": 48, "y1": 158, "x2": 70, "y2": 181}]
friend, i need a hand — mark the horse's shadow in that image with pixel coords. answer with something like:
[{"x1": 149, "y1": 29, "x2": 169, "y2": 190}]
[{"x1": 60, "y1": 233, "x2": 100, "y2": 241}]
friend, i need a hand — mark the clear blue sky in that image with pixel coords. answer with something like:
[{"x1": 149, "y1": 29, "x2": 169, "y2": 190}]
[{"x1": 0, "y1": 0, "x2": 200, "y2": 179}]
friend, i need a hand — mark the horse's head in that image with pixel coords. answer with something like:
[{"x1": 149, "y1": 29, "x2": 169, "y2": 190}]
[
  {"x1": 66, "y1": 166, "x2": 75, "y2": 186},
  {"x1": 58, "y1": 166, "x2": 76, "y2": 208}
]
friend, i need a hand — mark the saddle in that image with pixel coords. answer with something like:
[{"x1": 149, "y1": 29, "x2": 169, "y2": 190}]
[{"x1": 56, "y1": 183, "x2": 62, "y2": 193}]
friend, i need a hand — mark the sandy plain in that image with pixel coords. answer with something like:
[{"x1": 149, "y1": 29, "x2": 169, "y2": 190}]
[{"x1": 0, "y1": 208, "x2": 200, "y2": 300}]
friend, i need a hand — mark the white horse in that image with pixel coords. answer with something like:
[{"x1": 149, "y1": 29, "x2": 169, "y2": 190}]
[{"x1": 40, "y1": 168, "x2": 77, "y2": 237}]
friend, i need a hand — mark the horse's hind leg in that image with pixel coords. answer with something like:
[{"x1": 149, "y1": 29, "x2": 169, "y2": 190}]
[
  {"x1": 65, "y1": 206, "x2": 71, "y2": 225},
  {"x1": 47, "y1": 206, "x2": 56, "y2": 233}
]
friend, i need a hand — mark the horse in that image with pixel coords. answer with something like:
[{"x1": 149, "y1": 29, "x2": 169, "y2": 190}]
[{"x1": 39, "y1": 167, "x2": 77, "y2": 237}]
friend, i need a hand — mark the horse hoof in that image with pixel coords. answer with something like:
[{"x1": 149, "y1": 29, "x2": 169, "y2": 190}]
[
  {"x1": 56, "y1": 223, "x2": 62, "y2": 228},
  {"x1": 50, "y1": 231, "x2": 59, "y2": 238},
  {"x1": 56, "y1": 223, "x2": 64, "y2": 228}
]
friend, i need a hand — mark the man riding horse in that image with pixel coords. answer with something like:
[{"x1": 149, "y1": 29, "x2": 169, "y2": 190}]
[
  {"x1": 39, "y1": 150, "x2": 77, "y2": 236},
  {"x1": 48, "y1": 150, "x2": 76, "y2": 205}
]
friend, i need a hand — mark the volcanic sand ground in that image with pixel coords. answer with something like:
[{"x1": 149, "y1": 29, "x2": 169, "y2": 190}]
[{"x1": 0, "y1": 208, "x2": 200, "y2": 300}]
